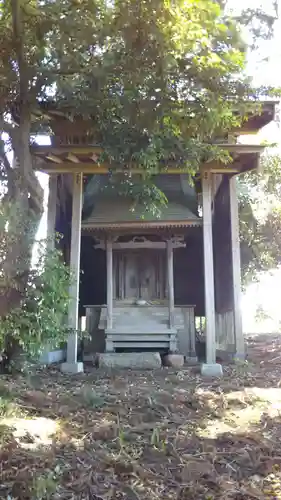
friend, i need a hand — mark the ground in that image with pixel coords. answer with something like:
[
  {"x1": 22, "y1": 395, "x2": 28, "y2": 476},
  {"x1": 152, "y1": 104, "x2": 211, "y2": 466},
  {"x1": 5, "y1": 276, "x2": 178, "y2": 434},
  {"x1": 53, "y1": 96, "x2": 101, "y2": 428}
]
[{"x1": 2, "y1": 336, "x2": 281, "y2": 499}]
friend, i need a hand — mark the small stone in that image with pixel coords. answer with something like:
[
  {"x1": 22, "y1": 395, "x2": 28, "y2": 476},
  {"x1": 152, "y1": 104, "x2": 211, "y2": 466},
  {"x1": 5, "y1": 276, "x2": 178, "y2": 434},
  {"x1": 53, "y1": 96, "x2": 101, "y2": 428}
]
[{"x1": 163, "y1": 354, "x2": 184, "y2": 368}]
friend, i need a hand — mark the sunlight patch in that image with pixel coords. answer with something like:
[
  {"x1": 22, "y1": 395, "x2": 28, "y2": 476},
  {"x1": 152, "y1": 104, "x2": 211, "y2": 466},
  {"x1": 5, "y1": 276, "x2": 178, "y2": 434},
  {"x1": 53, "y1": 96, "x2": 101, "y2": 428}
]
[
  {"x1": 197, "y1": 387, "x2": 281, "y2": 439},
  {"x1": 1, "y1": 416, "x2": 59, "y2": 449}
]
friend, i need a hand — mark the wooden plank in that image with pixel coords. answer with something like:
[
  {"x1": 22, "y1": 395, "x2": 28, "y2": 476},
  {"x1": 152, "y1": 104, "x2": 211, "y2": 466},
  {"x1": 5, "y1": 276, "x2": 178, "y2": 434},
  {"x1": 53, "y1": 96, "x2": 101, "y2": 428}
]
[
  {"x1": 66, "y1": 153, "x2": 80, "y2": 163},
  {"x1": 47, "y1": 174, "x2": 57, "y2": 249},
  {"x1": 106, "y1": 237, "x2": 113, "y2": 331},
  {"x1": 31, "y1": 146, "x2": 103, "y2": 154},
  {"x1": 85, "y1": 220, "x2": 201, "y2": 229},
  {"x1": 188, "y1": 307, "x2": 196, "y2": 356},
  {"x1": 213, "y1": 144, "x2": 265, "y2": 154},
  {"x1": 90, "y1": 153, "x2": 99, "y2": 162},
  {"x1": 202, "y1": 171, "x2": 216, "y2": 364},
  {"x1": 113, "y1": 342, "x2": 169, "y2": 348},
  {"x1": 109, "y1": 335, "x2": 171, "y2": 341},
  {"x1": 45, "y1": 154, "x2": 62, "y2": 163},
  {"x1": 32, "y1": 159, "x2": 232, "y2": 174},
  {"x1": 167, "y1": 239, "x2": 175, "y2": 329},
  {"x1": 67, "y1": 173, "x2": 83, "y2": 364},
  {"x1": 229, "y1": 176, "x2": 244, "y2": 358},
  {"x1": 106, "y1": 328, "x2": 176, "y2": 334},
  {"x1": 94, "y1": 241, "x2": 186, "y2": 249},
  {"x1": 34, "y1": 162, "x2": 240, "y2": 175}
]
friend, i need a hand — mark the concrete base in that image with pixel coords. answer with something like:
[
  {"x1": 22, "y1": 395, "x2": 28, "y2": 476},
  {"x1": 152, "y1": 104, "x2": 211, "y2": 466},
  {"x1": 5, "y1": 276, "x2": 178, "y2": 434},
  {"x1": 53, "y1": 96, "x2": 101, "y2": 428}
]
[
  {"x1": 98, "y1": 352, "x2": 161, "y2": 369},
  {"x1": 61, "y1": 362, "x2": 84, "y2": 374},
  {"x1": 201, "y1": 363, "x2": 223, "y2": 377}
]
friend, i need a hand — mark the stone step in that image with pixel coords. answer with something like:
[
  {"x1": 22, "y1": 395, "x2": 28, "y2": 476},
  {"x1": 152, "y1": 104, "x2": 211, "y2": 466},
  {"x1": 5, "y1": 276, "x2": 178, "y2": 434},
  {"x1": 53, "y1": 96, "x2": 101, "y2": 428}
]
[
  {"x1": 106, "y1": 335, "x2": 172, "y2": 342},
  {"x1": 110, "y1": 342, "x2": 169, "y2": 348},
  {"x1": 98, "y1": 352, "x2": 162, "y2": 369},
  {"x1": 106, "y1": 327, "x2": 177, "y2": 335}
]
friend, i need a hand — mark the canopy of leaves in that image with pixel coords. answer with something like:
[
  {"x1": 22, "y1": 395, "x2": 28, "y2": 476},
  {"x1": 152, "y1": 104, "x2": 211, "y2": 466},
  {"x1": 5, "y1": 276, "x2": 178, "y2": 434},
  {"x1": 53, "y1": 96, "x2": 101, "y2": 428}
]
[
  {"x1": 0, "y1": 1, "x2": 278, "y2": 193},
  {"x1": 56, "y1": 0, "x2": 254, "y2": 172},
  {"x1": 239, "y1": 152, "x2": 281, "y2": 284},
  {"x1": 0, "y1": 0, "x2": 279, "y2": 303}
]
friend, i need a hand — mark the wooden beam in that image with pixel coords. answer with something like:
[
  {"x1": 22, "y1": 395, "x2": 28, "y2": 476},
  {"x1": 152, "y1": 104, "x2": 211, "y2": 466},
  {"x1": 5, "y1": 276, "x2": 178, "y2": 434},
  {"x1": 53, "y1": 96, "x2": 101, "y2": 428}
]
[
  {"x1": 47, "y1": 175, "x2": 57, "y2": 249},
  {"x1": 83, "y1": 220, "x2": 202, "y2": 230},
  {"x1": 66, "y1": 153, "x2": 80, "y2": 163},
  {"x1": 214, "y1": 144, "x2": 265, "y2": 154},
  {"x1": 32, "y1": 154, "x2": 257, "y2": 175},
  {"x1": 167, "y1": 239, "x2": 175, "y2": 330},
  {"x1": 229, "y1": 176, "x2": 245, "y2": 359},
  {"x1": 34, "y1": 160, "x2": 233, "y2": 175},
  {"x1": 202, "y1": 171, "x2": 216, "y2": 366},
  {"x1": 63, "y1": 173, "x2": 83, "y2": 371},
  {"x1": 31, "y1": 146, "x2": 103, "y2": 155},
  {"x1": 94, "y1": 241, "x2": 186, "y2": 249},
  {"x1": 208, "y1": 167, "x2": 239, "y2": 174},
  {"x1": 106, "y1": 236, "x2": 113, "y2": 334},
  {"x1": 46, "y1": 154, "x2": 62, "y2": 163},
  {"x1": 90, "y1": 153, "x2": 99, "y2": 163}
]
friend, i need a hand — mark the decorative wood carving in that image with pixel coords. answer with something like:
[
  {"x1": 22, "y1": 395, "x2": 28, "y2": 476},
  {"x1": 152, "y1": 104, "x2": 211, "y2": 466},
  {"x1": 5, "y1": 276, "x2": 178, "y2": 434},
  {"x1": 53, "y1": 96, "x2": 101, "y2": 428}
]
[{"x1": 94, "y1": 235, "x2": 186, "y2": 249}]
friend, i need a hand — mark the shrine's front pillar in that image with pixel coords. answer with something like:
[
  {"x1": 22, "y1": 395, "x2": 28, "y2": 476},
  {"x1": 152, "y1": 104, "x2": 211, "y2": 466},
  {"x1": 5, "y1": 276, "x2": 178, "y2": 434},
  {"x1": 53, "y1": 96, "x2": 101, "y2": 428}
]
[
  {"x1": 201, "y1": 171, "x2": 222, "y2": 377},
  {"x1": 61, "y1": 173, "x2": 84, "y2": 374},
  {"x1": 166, "y1": 239, "x2": 175, "y2": 329},
  {"x1": 46, "y1": 174, "x2": 57, "y2": 250},
  {"x1": 229, "y1": 175, "x2": 245, "y2": 359},
  {"x1": 105, "y1": 235, "x2": 114, "y2": 352}
]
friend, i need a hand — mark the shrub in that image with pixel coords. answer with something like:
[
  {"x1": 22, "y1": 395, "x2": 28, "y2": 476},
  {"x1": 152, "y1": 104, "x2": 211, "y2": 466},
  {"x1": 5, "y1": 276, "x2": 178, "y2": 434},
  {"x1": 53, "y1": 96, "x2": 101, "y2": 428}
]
[{"x1": 0, "y1": 239, "x2": 73, "y2": 370}]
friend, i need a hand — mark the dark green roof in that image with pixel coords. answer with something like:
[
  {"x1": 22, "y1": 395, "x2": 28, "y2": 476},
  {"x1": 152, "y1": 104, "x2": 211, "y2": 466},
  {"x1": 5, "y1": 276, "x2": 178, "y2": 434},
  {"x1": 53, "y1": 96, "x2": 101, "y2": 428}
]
[{"x1": 82, "y1": 197, "x2": 201, "y2": 229}]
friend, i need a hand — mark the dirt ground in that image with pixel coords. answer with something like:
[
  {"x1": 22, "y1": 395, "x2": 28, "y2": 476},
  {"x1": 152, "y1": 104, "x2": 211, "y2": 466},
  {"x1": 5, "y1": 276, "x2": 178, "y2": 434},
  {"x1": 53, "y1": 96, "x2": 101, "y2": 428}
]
[{"x1": 1, "y1": 334, "x2": 281, "y2": 499}]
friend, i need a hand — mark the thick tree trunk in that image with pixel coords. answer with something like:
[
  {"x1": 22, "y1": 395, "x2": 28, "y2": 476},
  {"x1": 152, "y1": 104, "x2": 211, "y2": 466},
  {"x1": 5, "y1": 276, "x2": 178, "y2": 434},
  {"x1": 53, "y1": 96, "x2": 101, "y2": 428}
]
[{"x1": 0, "y1": 120, "x2": 44, "y2": 370}]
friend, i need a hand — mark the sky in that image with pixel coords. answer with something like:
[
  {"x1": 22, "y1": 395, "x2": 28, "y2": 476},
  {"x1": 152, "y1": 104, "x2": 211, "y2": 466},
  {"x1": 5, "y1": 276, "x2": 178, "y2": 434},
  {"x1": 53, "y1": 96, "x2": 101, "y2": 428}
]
[
  {"x1": 35, "y1": 0, "x2": 281, "y2": 332},
  {"x1": 229, "y1": 0, "x2": 281, "y2": 332}
]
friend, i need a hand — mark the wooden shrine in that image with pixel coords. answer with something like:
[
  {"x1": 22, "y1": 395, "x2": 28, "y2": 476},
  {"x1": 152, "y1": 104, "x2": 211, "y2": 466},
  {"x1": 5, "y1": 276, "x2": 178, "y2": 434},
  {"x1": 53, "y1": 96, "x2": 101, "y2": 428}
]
[{"x1": 29, "y1": 101, "x2": 275, "y2": 374}]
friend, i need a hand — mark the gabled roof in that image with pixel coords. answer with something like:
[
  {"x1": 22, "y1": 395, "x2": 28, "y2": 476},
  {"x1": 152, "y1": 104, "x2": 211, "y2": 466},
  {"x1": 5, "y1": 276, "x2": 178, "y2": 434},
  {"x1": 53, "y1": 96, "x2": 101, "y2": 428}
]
[{"x1": 82, "y1": 197, "x2": 201, "y2": 230}]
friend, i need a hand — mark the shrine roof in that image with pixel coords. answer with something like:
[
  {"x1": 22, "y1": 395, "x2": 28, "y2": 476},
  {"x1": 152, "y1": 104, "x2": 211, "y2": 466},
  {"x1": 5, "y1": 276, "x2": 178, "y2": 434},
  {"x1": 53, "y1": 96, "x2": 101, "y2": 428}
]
[{"x1": 82, "y1": 197, "x2": 201, "y2": 230}]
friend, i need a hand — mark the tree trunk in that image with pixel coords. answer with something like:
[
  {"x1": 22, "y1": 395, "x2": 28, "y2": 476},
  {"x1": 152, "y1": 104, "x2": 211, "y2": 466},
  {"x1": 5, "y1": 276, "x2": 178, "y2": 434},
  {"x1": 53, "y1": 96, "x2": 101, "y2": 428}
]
[{"x1": 0, "y1": 120, "x2": 43, "y2": 317}]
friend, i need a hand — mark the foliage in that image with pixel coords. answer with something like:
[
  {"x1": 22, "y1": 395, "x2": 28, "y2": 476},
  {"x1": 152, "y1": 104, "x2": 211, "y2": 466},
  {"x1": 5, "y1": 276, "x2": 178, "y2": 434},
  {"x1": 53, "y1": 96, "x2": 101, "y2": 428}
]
[
  {"x1": 0, "y1": 0, "x2": 278, "y2": 200},
  {"x1": 0, "y1": 0, "x2": 278, "y2": 323},
  {"x1": 239, "y1": 152, "x2": 281, "y2": 283},
  {"x1": 58, "y1": 1, "x2": 257, "y2": 174},
  {"x1": 0, "y1": 236, "x2": 72, "y2": 367},
  {"x1": 0, "y1": 0, "x2": 106, "y2": 317}
]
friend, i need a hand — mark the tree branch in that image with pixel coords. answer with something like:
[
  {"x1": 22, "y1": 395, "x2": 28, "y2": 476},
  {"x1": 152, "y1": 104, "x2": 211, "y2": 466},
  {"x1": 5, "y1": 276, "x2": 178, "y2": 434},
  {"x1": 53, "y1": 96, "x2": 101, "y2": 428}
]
[{"x1": 11, "y1": 0, "x2": 29, "y2": 105}]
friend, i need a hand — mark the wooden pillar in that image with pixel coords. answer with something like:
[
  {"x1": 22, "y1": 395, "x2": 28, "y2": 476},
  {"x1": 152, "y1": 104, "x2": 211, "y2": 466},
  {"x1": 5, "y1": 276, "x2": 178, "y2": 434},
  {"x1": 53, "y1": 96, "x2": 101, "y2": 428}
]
[
  {"x1": 106, "y1": 236, "x2": 114, "y2": 352},
  {"x1": 62, "y1": 173, "x2": 83, "y2": 373},
  {"x1": 47, "y1": 174, "x2": 57, "y2": 249},
  {"x1": 202, "y1": 171, "x2": 221, "y2": 374},
  {"x1": 229, "y1": 175, "x2": 244, "y2": 359},
  {"x1": 167, "y1": 239, "x2": 175, "y2": 329}
]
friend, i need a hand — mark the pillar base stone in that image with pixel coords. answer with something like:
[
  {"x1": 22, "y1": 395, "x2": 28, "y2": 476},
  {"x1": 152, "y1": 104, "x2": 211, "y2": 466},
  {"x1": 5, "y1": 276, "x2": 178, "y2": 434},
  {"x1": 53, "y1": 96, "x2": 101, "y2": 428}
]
[
  {"x1": 61, "y1": 362, "x2": 84, "y2": 374},
  {"x1": 201, "y1": 363, "x2": 223, "y2": 377}
]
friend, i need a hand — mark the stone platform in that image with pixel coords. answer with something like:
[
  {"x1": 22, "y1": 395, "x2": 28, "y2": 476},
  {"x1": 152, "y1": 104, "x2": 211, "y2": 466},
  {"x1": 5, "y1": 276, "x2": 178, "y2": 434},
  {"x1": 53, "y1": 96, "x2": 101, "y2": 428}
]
[{"x1": 97, "y1": 352, "x2": 162, "y2": 369}]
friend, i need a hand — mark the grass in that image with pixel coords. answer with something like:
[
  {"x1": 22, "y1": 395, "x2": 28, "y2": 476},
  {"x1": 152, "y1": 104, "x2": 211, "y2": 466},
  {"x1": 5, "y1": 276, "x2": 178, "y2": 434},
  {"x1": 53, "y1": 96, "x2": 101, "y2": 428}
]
[{"x1": 1, "y1": 334, "x2": 281, "y2": 498}]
